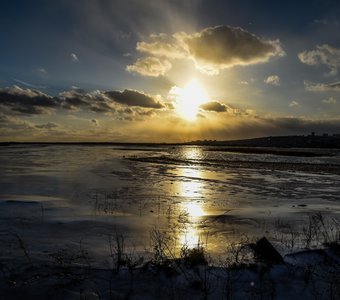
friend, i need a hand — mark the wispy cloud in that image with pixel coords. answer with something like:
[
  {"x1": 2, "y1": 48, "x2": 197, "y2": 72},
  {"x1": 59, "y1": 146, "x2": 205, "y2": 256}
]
[
  {"x1": 298, "y1": 44, "x2": 340, "y2": 75},
  {"x1": 322, "y1": 97, "x2": 337, "y2": 104},
  {"x1": 13, "y1": 78, "x2": 46, "y2": 89},
  {"x1": 289, "y1": 100, "x2": 301, "y2": 107},
  {"x1": 37, "y1": 68, "x2": 48, "y2": 74},
  {"x1": 304, "y1": 81, "x2": 340, "y2": 91},
  {"x1": 71, "y1": 53, "x2": 79, "y2": 62}
]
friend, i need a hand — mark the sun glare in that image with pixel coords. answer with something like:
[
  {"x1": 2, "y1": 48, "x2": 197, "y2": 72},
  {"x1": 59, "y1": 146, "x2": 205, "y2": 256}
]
[{"x1": 175, "y1": 79, "x2": 209, "y2": 121}]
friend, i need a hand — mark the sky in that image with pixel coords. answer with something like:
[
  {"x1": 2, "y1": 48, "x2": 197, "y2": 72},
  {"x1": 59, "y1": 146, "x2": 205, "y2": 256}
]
[{"x1": 1, "y1": 0, "x2": 340, "y2": 142}]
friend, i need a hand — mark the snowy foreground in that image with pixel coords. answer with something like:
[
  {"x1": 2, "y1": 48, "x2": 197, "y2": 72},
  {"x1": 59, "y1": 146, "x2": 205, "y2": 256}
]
[{"x1": 0, "y1": 242, "x2": 339, "y2": 300}]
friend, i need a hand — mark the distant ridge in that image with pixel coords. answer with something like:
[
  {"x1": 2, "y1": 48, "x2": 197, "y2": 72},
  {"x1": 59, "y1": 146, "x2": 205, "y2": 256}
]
[
  {"x1": 1, "y1": 133, "x2": 340, "y2": 148},
  {"x1": 188, "y1": 133, "x2": 340, "y2": 148}
]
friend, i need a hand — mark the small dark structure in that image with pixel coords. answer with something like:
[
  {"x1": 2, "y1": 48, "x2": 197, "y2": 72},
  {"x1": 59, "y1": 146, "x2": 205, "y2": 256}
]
[{"x1": 251, "y1": 237, "x2": 283, "y2": 264}]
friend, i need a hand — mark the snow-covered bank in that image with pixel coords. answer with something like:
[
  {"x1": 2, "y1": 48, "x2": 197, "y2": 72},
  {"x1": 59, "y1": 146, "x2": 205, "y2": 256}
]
[{"x1": 0, "y1": 240, "x2": 339, "y2": 299}]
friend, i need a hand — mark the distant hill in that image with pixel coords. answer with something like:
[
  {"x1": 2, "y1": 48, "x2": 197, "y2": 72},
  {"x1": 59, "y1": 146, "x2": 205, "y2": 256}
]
[{"x1": 188, "y1": 134, "x2": 340, "y2": 148}]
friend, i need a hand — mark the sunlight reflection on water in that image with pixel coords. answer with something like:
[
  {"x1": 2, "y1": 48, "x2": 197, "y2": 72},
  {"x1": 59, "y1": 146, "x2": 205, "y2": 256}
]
[
  {"x1": 179, "y1": 146, "x2": 206, "y2": 160},
  {"x1": 175, "y1": 147, "x2": 207, "y2": 248}
]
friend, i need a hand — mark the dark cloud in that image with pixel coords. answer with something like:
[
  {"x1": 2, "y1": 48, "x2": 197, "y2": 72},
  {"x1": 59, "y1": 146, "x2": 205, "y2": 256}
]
[
  {"x1": 91, "y1": 119, "x2": 99, "y2": 126},
  {"x1": 0, "y1": 86, "x2": 166, "y2": 118},
  {"x1": 105, "y1": 89, "x2": 164, "y2": 108},
  {"x1": 178, "y1": 26, "x2": 284, "y2": 74},
  {"x1": 59, "y1": 89, "x2": 116, "y2": 113},
  {"x1": 200, "y1": 101, "x2": 228, "y2": 112},
  {"x1": 0, "y1": 85, "x2": 57, "y2": 115}
]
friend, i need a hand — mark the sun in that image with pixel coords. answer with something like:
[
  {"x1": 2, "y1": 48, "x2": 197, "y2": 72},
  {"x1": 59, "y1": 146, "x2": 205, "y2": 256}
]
[{"x1": 175, "y1": 79, "x2": 209, "y2": 121}]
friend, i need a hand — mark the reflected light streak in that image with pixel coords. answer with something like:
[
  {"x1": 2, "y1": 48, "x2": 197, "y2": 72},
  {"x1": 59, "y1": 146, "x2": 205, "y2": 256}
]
[
  {"x1": 183, "y1": 201, "x2": 205, "y2": 218},
  {"x1": 179, "y1": 227, "x2": 201, "y2": 248},
  {"x1": 176, "y1": 153, "x2": 207, "y2": 248},
  {"x1": 181, "y1": 147, "x2": 205, "y2": 160}
]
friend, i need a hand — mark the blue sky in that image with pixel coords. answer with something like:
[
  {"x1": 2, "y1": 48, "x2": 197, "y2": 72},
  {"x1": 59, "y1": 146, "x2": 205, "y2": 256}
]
[{"x1": 1, "y1": 0, "x2": 340, "y2": 142}]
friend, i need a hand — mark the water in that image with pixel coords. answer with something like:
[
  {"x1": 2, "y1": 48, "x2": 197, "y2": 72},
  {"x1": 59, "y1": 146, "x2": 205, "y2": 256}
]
[{"x1": 0, "y1": 144, "x2": 340, "y2": 261}]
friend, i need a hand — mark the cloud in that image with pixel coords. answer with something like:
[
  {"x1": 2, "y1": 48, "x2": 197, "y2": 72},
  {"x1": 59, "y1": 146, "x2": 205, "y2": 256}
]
[
  {"x1": 0, "y1": 85, "x2": 57, "y2": 115},
  {"x1": 13, "y1": 78, "x2": 46, "y2": 89},
  {"x1": 289, "y1": 100, "x2": 301, "y2": 107},
  {"x1": 177, "y1": 26, "x2": 284, "y2": 74},
  {"x1": 0, "y1": 114, "x2": 35, "y2": 132},
  {"x1": 304, "y1": 81, "x2": 340, "y2": 91},
  {"x1": 264, "y1": 75, "x2": 280, "y2": 86},
  {"x1": 322, "y1": 97, "x2": 337, "y2": 104},
  {"x1": 200, "y1": 101, "x2": 228, "y2": 112},
  {"x1": 136, "y1": 33, "x2": 186, "y2": 59},
  {"x1": 105, "y1": 89, "x2": 164, "y2": 108},
  {"x1": 91, "y1": 119, "x2": 99, "y2": 126},
  {"x1": 298, "y1": 44, "x2": 340, "y2": 75},
  {"x1": 71, "y1": 53, "x2": 79, "y2": 62},
  {"x1": 37, "y1": 68, "x2": 47, "y2": 74},
  {"x1": 59, "y1": 89, "x2": 116, "y2": 113},
  {"x1": 126, "y1": 57, "x2": 172, "y2": 77},
  {"x1": 129, "y1": 25, "x2": 284, "y2": 76},
  {"x1": 35, "y1": 122, "x2": 60, "y2": 130},
  {"x1": 0, "y1": 85, "x2": 166, "y2": 117}
]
